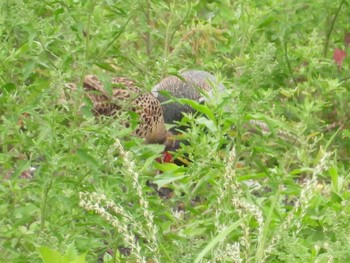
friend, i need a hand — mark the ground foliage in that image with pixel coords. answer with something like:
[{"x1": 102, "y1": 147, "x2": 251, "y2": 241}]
[{"x1": 1, "y1": 0, "x2": 350, "y2": 262}]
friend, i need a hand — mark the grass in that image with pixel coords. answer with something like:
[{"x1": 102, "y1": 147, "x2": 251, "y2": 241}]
[{"x1": 1, "y1": 0, "x2": 350, "y2": 262}]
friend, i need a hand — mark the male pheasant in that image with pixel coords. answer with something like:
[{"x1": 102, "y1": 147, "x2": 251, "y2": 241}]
[
  {"x1": 83, "y1": 75, "x2": 169, "y2": 144},
  {"x1": 152, "y1": 70, "x2": 226, "y2": 126}
]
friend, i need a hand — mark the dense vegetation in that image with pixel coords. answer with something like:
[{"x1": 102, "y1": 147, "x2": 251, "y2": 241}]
[{"x1": 1, "y1": 0, "x2": 350, "y2": 262}]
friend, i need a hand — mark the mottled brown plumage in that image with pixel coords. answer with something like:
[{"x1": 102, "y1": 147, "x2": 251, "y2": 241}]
[
  {"x1": 152, "y1": 70, "x2": 226, "y2": 125},
  {"x1": 83, "y1": 75, "x2": 168, "y2": 144}
]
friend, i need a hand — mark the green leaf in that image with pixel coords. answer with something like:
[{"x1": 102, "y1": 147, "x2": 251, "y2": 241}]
[
  {"x1": 63, "y1": 243, "x2": 78, "y2": 261},
  {"x1": 153, "y1": 174, "x2": 188, "y2": 187},
  {"x1": 194, "y1": 219, "x2": 243, "y2": 263},
  {"x1": 37, "y1": 244, "x2": 86, "y2": 263},
  {"x1": 38, "y1": 246, "x2": 63, "y2": 263},
  {"x1": 178, "y1": 98, "x2": 215, "y2": 122},
  {"x1": 76, "y1": 148, "x2": 99, "y2": 167},
  {"x1": 329, "y1": 166, "x2": 338, "y2": 192},
  {"x1": 2, "y1": 83, "x2": 16, "y2": 93},
  {"x1": 153, "y1": 164, "x2": 187, "y2": 187},
  {"x1": 0, "y1": 153, "x2": 11, "y2": 164},
  {"x1": 95, "y1": 62, "x2": 117, "y2": 72},
  {"x1": 72, "y1": 254, "x2": 87, "y2": 263},
  {"x1": 196, "y1": 117, "x2": 217, "y2": 132},
  {"x1": 154, "y1": 162, "x2": 186, "y2": 172}
]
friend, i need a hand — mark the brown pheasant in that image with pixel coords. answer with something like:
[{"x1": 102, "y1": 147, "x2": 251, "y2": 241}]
[{"x1": 83, "y1": 75, "x2": 169, "y2": 144}]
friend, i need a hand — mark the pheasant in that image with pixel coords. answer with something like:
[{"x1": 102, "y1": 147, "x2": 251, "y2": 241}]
[
  {"x1": 83, "y1": 75, "x2": 169, "y2": 144},
  {"x1": 152, "y1": 70, "x2": 226, "y2": 126}
]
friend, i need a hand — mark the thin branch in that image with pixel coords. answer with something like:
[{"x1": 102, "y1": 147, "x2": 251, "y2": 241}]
[{"x1": 323, "y1": 0, "x2": 346, "y2": 57}]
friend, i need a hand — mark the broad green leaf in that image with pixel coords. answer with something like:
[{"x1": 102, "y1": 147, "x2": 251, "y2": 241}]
[
  {"x1": 153, "y1": 162, "x2": 186, "y2": 172},
  {"x1": 153, "y1": 174, "x2": 188, "y2": 187},
  {"x1": 37, "y1": 246, "x2": 63, "y2": 263},
  {"x1": 196, "y1": 117, "x2": 217, "y2": 132},
  {"x1": 71, "y1": 253, "x2": 87, "y2": 263},
  {"x1": 178, "y1": 98, "x2": 215, "y2": 122},
  {"x1": 153, "y1": 165, "x2": 187, "y2": 187}
]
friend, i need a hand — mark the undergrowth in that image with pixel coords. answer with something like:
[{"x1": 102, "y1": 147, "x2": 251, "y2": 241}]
[{"x1": 1, "y1": 0, "x2": 350, "y2": 262}]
